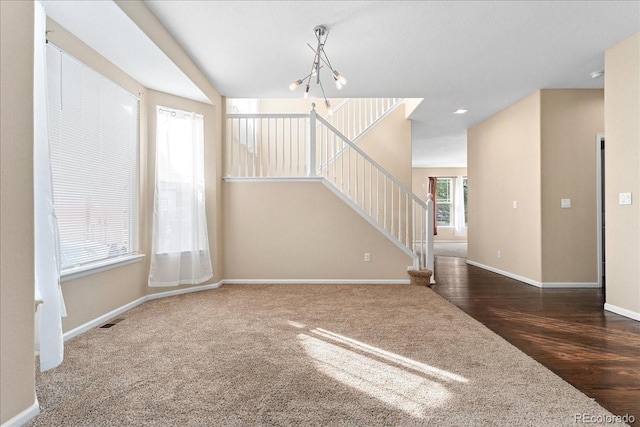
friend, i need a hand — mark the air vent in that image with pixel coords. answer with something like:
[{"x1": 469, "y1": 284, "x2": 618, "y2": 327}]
[{"x1": 100, "y1": 317, "x2": 126, "y2": 329}]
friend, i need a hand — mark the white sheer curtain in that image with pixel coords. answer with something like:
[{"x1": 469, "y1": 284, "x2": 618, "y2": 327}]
[
  {"x1": 149, "y1": 107, "x2": 213, "y2": 287},
  {"x1": 34, "y1": 0, "x2": 67, "y2": 371},
  {"x1": 453, "y1": 176, "x2": 467, "y2": 237}
]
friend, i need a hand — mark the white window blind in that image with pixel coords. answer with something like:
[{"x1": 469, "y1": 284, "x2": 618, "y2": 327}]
[{"x1": 46, "y1": 44, "x2": 139, "y2": 270}]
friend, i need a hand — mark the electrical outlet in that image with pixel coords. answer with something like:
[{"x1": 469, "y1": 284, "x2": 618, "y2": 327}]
[
  {"x1": 619, "y1": 192, "x2": 632, "y2": 205},
  {"x1": 364, "y1": 252, "x2": 371, "y2": 262},
  {"x1": 561, "y1": 198, "x2": 571, "y2": 208},
  {"x1": 497, "y1": 250, "x2": 502, "y2": 259}
]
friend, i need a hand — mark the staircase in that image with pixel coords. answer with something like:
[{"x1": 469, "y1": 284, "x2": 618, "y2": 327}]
[{"x1": 225, "y1": 100, "x2": 434, "y2": 274}]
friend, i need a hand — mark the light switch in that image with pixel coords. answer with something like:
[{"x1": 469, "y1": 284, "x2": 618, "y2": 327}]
[
  {"x1": 512, "y1": 201, "x2": 518, "y2": 209},
  {"x1": 619, "y1": 192, "x2": 632, "y2": 205},
  {"x1": 561, "y1": 198, "x2": 571, "y2": 209}
]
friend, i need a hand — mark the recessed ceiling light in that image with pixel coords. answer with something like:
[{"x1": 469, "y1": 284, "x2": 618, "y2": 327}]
[
  {"x1": 590, "y1": 71, "x2": 604, "y2": 79},
  {"x1": 453, "y1": 109, "x2": 468, "y2": 115}
]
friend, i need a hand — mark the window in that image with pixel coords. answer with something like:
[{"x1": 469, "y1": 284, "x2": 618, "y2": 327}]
[
  {"x1": 148, "y1": 106, "x2": 213, "y2": 287},
  {"x1": 153, "y1": 107, "x2": 209, "y2": 254},
  {"x1": 436, "y1": 178, "x2": 452, "y2": 226},
  {"x1": 47, "y1": 44, "x2": 139, "y2": 271}
]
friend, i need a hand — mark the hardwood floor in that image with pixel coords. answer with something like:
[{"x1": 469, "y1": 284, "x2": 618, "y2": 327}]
[{"x1": 431, "y1": 256, "x2": 640, "y2": 426}]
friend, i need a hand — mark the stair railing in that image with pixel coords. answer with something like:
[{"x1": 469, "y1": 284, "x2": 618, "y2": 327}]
[
  {"x1": 225, "y1": 104, "x2": 434, "y2": 271},
  {"x1": 321, "y1": 98, "x2": 404, "y2": 142},
  {"x1": 314, "y1": 108, "x2": 433, "y2": 270}
]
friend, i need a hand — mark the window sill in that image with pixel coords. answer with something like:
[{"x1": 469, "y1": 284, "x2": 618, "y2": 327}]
[{"x1": 61, "y1": 254, "x2": 145, "y2": 283}]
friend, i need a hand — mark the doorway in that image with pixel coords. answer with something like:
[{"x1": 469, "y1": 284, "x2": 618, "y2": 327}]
[{"x1": 596, "y1": 134, "x2": 606, "y2": 295}]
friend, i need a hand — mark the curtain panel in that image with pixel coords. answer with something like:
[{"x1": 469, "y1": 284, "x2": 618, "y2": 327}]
[{"x1": 149, "y1": 107, "x2": 213, "y2": 287}]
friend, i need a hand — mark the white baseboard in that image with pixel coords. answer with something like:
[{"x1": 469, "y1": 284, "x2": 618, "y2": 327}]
[
  {"x1": 466, "y1": 260, "x2": 600, "y2": 289},
  {"x1": 223, "y1": 279, "x2": 410, "y2": 285},
  {"x1": 0, "y1": 399, "x2": 39, "y2": 427},
  {"x1": 541, "y1": 282, "x2": 600, "y2": 289},
  {"x1": 146, "y1": 281, "x2": 223, "y2": 301},
  {"x1": 604, "y1": 303, "x2": 640, "y2": 321},
  {"x1": 63, "y1": 281, "x2": 223, "y2": 342}
]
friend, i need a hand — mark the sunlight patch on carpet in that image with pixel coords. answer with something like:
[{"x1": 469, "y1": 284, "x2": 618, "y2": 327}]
[
  {"x1": 311, "y1": 328, "x2": 468, "y2": 383},
  {"x1": 298, "y1": 333, "x2": 452, "y2": 418}
]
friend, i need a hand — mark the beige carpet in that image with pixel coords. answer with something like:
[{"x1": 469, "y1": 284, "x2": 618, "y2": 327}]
[{"x1": 30, "y1": 285, "x2": 626, "y2": 426}]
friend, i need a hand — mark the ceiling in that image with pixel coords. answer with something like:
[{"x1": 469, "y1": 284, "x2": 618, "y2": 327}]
[
  {"x1": 46, "y1": 1, "x2": 639, "y2": 168},
  {"x1": 44, "y1": 0, "x2": 210, "y2": 104}
]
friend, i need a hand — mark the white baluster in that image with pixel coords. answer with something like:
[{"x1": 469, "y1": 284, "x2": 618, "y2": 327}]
[
  {"x1": 309, "y1": 109, "x2": 317, "y2": 176},
  {"x1": 405, "y1": 193, "x2": 409, "y2": 246},
  {"x1": 384, "y1": 178, "x2": 387, "y2": 231},
  {"x1": 391, "y1": 182, "x2": 394, "y2": 236}
]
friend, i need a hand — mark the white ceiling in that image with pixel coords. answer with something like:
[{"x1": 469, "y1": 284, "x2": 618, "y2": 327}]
[
  {"x1": 46, "y1": 1, "x2": 639, "y2": 168},
  {"x1": 44, "y1": 0, "x2": 210, "y2": 105}
]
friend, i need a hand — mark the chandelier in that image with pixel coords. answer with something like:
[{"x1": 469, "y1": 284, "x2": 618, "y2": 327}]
[{"x1": 289, "y1": 25, "x2": 347, "y2": 116}]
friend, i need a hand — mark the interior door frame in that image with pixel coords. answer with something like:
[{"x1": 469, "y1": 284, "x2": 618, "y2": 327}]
[{"x1": 595, "y1": 133, "x2": 605, "y2": 289}]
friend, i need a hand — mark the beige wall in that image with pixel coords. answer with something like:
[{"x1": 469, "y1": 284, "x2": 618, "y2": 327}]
[
  {"x1": 357, "y1": 107, "x2": 413, "y2": 189},
  {"x1": 540, "y1": 90, "x2": 603, "y2": 283},
  {"x1": 468, "y1": 91, "x2": 543, "y2": 282},
  {"x1": 469, "y1": 89, "x2": 606, "y2": 286},
  {"x1": 412, "y1": 167, "x2": 468, "y2": 242},
  {"x1": 223, "y1": 181, "x2": 413, "y2": 280},
  {"x1": 0, "y1": 1, "x2": 36, "y2": 423},
  {"x1": 604, "y1": 33, "x2": 640, "y2": 315}
]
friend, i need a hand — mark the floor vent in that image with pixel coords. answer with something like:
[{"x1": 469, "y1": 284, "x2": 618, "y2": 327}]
[{"x1": 100, "y1": 317, "x2": 126, "y2": 329}]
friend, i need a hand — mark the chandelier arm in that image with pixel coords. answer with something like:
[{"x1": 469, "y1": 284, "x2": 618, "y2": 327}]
[
  {"x1": 317, "y1": 73, "x2": 329, "y2": 103},
  {"x1": 296, "y1": 65, "x2": 324, "y2": 84},
  {"x1": 307, "y1": 44, "x2": 336, "y2": 73}
]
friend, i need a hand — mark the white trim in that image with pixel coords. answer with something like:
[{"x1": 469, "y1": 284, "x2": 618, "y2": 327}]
[
  {"x1": 0, "y1": 399, "x2": 39, "y2": 427},
  {"x1": 223, "y1": 279, "x2": 410, "y2": 285},
  {"x1": 63, "y1": 281, "x2": 224, "y2": 341},
  {"x1": 145, "y1": 281, "x2": 223, "y2": 301},
  {"x1": 604, "y1": 303, "x2": 640, "y2": 321},
  {"x1": 466, "y1": 260, "x2": 542, "y2": 287},
  {"x1": 61, "y1": 254, "x2": 145, "y2": 283},
  {"x1": 540, "y1": 282, "x2": 600, "y2": 289},
  {"x1": 224, "y1": 176, "x2": 324, "y2": 183},
  {"x1": 595, "y1": 133, "x2": 605, "y2": 288},
  {"x1": 466, "y1": 260, "x2": 599, "y2": 288}
]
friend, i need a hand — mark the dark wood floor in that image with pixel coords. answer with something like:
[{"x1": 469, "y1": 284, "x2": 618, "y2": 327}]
[{"x1": 431, "y1": 256, "x2": 640, "y2": 426}]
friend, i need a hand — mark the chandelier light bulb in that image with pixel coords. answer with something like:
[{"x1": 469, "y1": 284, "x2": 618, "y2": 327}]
[
  {"x1": 325, "y1": 100, "x2": 333, "y2": 116},
  {"x1": 312, "y1": 65, "x2": 318, "y2": 76},
  {"x1": 289, "y1": 79, "x2": 303, "y2": 91},
  {"x1": 333, "y1": 70, "x2": 347, "y2": 86}
]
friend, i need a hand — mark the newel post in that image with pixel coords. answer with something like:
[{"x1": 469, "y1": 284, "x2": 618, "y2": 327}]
[
  {"x1": 307, "y1": 103, "x2": 317, "y2": 177},
  {"x1": 426, "y1": 193, "x2": 435, "y2": 280}
]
